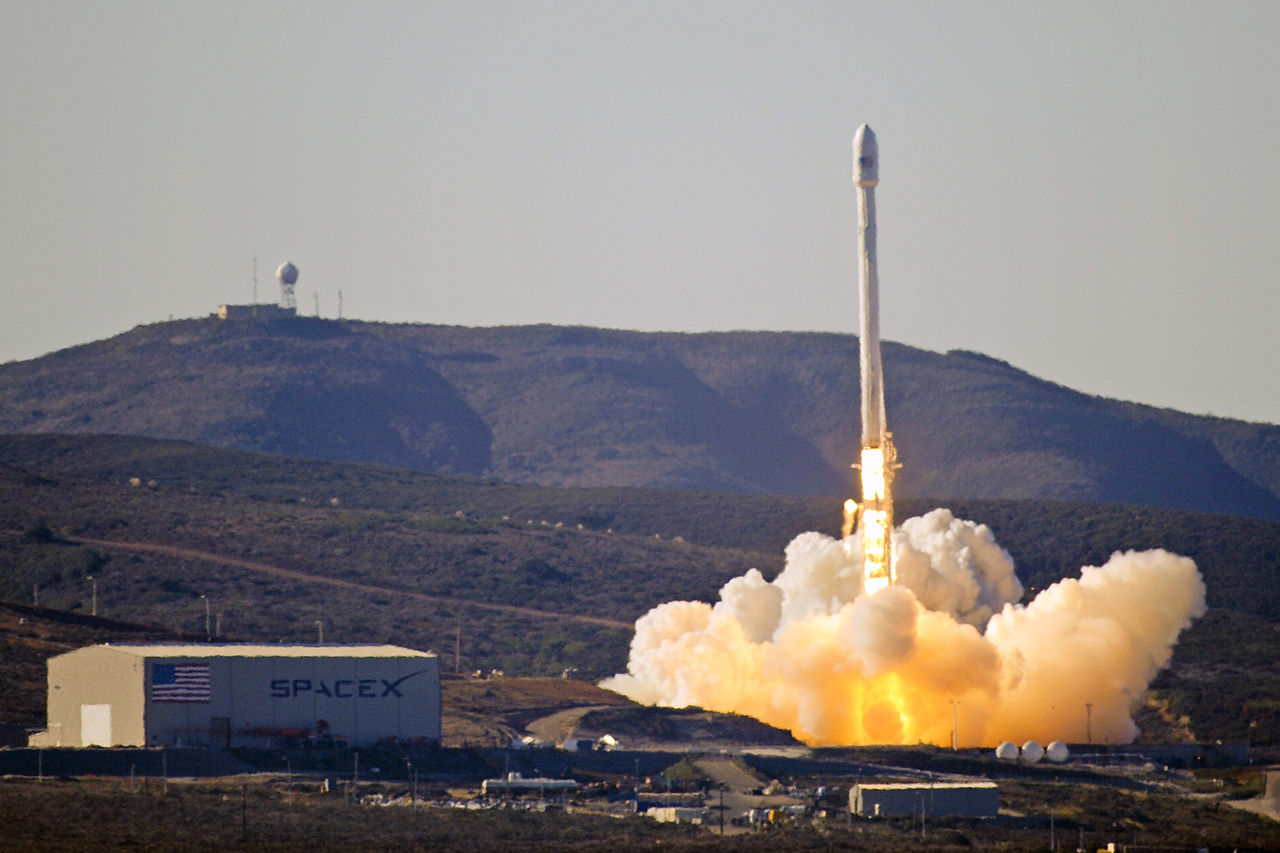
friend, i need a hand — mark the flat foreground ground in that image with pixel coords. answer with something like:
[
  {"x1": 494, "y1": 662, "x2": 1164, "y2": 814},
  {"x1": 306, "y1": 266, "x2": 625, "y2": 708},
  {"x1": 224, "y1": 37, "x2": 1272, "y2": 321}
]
[{"x1": 2, "y1": 772, "x2": 1278, "y2": 852}]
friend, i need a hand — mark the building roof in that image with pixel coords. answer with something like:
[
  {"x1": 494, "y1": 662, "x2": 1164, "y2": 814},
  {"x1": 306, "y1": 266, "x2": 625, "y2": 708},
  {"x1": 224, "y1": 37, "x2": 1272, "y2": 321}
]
[{"x1": 61, "y1": 644, "x2": 436, "y2": 659}]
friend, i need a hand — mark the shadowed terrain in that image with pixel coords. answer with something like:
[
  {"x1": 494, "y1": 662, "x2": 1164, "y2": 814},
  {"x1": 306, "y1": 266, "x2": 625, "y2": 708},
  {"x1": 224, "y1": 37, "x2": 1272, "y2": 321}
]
[{"x1": 1, "y1": 319, "x2": 1277, "y2": 518}]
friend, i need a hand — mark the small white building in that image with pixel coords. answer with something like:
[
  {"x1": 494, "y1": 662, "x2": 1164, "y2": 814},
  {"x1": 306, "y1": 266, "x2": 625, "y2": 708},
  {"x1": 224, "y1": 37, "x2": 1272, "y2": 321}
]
[
  {"x1": 29, "y1": 644, "x2": 440, "y2": 749},
  {"x1": 850, "y1": 781, "x2": 999, "y2": 819},
  {"x1": 215, "y1": 304, "x2": 296, "y2": 320},
  {"x1": 480, "y1": 773, "x2": 577, "y2": 796},
  {"x1": 647, "y1": 806, "x2": 704, "y2": 825}
]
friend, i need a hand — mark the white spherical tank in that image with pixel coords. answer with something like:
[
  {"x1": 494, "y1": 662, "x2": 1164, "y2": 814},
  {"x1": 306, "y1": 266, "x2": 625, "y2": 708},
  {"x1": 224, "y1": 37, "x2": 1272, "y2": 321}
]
[
  {"x1": 277, "y1": 261, "x2": 299, "y2": 285},
  {"x1": 1021, "y1": 740, "x2": 1045, "y2": 763},
  {"x1": 995, "y1": 741, "x2": 1019, "y2": 761},
  {"x1": 1045, "y1": 741, "x2": 1070, "y2": 763}
]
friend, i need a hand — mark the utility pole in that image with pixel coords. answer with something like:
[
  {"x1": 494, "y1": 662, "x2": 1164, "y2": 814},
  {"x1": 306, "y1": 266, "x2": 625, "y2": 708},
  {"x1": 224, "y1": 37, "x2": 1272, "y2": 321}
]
[
  {"x1": 88, "y1": 575, "x2": 97, "y2": 617},
  {"x1": 950, "y1": 699, "x2": 960, "y2": 750},
  {"x1": 315, "y1": 621, "x2": 324, "y2": 644},
  {"x1": 200, "y1": 595, "x2": 211, "y2": 641},
  {"x1": 1085, "y1": 703, "x2": 1093, "y2": 745}
]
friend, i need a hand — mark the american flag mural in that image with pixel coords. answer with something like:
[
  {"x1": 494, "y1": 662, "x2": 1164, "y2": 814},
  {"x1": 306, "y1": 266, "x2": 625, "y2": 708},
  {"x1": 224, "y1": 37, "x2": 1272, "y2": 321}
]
[{"x1": 151, "y1": 662, "x2": 211, "y2": 702}]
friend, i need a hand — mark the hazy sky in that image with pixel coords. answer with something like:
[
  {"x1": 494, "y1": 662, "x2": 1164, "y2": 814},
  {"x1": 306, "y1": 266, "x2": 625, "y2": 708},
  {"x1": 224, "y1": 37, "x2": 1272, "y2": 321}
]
[{"x1": 3, "y1": 2, "x2": 1278, "y2": 423}]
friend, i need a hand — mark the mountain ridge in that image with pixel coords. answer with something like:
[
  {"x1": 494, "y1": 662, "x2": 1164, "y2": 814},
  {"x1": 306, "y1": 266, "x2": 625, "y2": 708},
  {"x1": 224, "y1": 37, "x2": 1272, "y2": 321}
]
[{"x1": 2, "y1": 317, "x2": 1277, "y2": 519}]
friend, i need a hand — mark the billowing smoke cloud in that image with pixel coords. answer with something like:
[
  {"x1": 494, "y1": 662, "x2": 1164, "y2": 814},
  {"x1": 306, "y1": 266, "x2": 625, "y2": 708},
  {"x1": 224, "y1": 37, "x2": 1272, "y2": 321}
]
[{"x1": 602, "y1": 509, "x2": 1205, "y2": 746}]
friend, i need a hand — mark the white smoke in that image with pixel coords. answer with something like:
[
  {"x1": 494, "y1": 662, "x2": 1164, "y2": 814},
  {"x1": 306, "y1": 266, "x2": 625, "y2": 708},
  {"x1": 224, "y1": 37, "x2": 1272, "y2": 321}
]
[{"x1": 602, "y1": 508, "x2": 1205, "y2": 746}]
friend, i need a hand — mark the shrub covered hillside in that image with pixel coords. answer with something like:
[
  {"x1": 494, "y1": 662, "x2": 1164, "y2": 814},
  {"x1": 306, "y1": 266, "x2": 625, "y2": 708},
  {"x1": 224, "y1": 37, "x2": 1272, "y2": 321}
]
[
  {"x1": 0, "y1": 435, "x2": 1276, "y2": 747},
  {"x1": 0, "y1": 319, "x2": 1276, "y2": 518}
]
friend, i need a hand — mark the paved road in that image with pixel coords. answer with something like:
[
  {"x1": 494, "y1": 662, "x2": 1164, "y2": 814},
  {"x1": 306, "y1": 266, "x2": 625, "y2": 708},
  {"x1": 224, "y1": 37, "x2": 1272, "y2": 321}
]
[
  {"x1": 1228, "y1": 769, "x2": 1280, "y2": 823},
  {"x1": 694, "y1": 757, "x2": 765, "y2": 793},
  {"x1": 693, "y1": 756, "x2": 804, "y2": 835}
]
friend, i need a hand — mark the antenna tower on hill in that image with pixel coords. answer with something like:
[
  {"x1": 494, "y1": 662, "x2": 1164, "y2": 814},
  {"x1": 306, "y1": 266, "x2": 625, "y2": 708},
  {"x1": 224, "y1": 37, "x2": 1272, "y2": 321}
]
[{"x1": 277, "y1": 261, "x2": 299, "y2": 311}]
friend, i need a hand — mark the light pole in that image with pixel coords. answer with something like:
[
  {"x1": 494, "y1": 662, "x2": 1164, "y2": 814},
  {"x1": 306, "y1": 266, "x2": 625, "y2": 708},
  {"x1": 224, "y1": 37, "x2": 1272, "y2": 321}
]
[
  {"x1": 315, "y1": 621, "x2": 324, "y2": 644},
  {"x1": 1085, "y1": 703, "x2": 1093, "y2": 745},
  {"x1": 200, "y1": 595, "x2": 211, "y2": 641},
  {"x1": 88, "y1": 575, "x2": 97, "y2": 617},
  {"x1": 719, "y1": 784, "x2": 725, "y2": 835}
]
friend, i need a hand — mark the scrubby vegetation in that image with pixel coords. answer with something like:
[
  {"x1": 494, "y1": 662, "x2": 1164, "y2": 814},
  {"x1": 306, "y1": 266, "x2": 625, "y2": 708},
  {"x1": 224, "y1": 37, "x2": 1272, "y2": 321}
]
[
  {"x1": 0, "y1": 773, "x2": 1276, "y2": 852},
  {"x1": 0, "y1": 777, "x2": 703, "y2": 852},
  {"x1": 1, "y1": 318, "x2": 1278, "y2": 518},
  {"x1": 0, "y1": 434, "x2": 1276, "y2": 750}
]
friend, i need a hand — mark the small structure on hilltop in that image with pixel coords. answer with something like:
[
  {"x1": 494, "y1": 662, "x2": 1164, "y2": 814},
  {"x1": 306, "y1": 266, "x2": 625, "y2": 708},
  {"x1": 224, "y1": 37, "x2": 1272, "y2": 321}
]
[
  {"x1": 276, "y1": 261, "x2": 299, "y2": 311},
  {"x1": 216, "y1": 260, "x2": 300, "y2": 320},
  {"x1": 215, "y1": 303, "x2": 295, "y2": 320}
]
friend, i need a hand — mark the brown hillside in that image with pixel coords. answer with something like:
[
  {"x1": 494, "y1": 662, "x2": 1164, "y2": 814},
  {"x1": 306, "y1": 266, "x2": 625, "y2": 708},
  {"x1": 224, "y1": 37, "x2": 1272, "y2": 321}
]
[{"x1": 0, "y1": 319, "x2": 1277, "y2": 518}]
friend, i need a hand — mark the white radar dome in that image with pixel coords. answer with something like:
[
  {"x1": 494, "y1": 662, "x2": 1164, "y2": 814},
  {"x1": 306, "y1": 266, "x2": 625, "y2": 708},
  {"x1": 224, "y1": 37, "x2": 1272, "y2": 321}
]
[
  {"x1": 1021, "y1": 740, "x2": 1045, "y2": 763},
  {"x1": 276, "y1": 261, "x2": 299, "y2": 285},
  {"x1": 1045, "y1": 741, "x2": 1070, "y2": 763},
  {"x1": 995, "y1": 741, "x2": 1019, "y2": 761}
]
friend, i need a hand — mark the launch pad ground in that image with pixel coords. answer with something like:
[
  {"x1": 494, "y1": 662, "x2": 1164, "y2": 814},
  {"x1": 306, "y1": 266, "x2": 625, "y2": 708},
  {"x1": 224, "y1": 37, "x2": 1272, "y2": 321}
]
[{"x1": 0, "y1": 749, "x2": 1276, "y2": 851}]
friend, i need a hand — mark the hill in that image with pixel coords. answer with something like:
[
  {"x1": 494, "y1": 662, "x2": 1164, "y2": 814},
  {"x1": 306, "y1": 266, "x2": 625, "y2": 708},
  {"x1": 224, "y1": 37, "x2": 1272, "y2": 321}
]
[
  {"x1": 0, "y1": 434, "x2": 1276, "y2": 747},
  {"x1": 2, "y1": 433, "x2": 1278, "y2": 622},
  {"x1": 1, "y1": 318, "x2": 1277, "y2": 519}
]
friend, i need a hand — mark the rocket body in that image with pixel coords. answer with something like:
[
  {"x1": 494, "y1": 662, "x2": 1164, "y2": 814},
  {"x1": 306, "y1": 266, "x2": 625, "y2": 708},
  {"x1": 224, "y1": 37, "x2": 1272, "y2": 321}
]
[
  {"x1": 854, "y1": 125, "x2": 885, "y2": 448},
  {"x1": 850, "y1": 124, "x2": 898, "y2": 594}
]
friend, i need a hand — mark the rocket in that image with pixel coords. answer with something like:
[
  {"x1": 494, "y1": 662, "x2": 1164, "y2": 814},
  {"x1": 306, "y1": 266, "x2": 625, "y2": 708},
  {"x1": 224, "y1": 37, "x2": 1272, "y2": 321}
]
[
  {"x1": 847, "y1": 124, "x2": 899, "y2": 594},
  {"x1": 854, "y1": 124, "x2": 885, "y2": 449}
]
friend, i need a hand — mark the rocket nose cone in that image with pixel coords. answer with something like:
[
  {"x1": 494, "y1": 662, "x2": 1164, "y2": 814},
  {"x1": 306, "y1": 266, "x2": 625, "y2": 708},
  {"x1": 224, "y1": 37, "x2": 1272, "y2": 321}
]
[{"x1": 853, "y1": 124, "x2": 879, "y2": 187}]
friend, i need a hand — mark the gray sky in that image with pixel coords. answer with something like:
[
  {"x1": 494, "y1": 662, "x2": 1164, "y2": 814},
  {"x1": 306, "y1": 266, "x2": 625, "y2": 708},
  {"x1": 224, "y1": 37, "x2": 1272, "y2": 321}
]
[{"x1": 3, "y1": 1, "x2": 1278, "y2": 424}]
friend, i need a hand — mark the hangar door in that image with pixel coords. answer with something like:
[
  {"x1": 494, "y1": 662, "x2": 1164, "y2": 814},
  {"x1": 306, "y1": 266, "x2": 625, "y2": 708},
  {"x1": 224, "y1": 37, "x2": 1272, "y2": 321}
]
[{"x1": 81, "y1": 704, "x2": 112, "y2": 747}]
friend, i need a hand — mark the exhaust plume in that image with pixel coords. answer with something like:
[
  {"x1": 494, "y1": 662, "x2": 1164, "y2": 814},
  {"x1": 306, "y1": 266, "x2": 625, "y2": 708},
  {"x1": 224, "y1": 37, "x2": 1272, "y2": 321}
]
[{"x1": 602, "y1": 509, "x2": 1205, "y2": 746}]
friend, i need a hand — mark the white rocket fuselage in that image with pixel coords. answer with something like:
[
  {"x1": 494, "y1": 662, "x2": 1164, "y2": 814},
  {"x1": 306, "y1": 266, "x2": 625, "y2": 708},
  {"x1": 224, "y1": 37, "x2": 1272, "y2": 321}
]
[
  {"x1": 851, "y1": 123, "x2": 897, "y2": 593},
  {"x1": 854, "y1": 125, "x2": 885, "y2": 448}
]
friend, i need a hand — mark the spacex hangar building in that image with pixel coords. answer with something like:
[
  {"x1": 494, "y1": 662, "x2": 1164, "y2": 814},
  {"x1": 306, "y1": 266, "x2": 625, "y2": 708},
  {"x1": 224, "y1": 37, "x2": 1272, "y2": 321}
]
[{"x1": 29, "y1": 644, "x2": 441, "y2": 748}]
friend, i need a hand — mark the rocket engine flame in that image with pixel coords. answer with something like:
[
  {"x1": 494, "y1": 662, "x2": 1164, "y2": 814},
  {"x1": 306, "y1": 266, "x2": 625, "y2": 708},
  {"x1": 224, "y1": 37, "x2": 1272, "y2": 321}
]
[
  {"x1": 602, "y1": 510, "x2": 1206, "y2": 747},
  {"x1": 854, "y1": 442, "x2": 897, "y2": 594}
]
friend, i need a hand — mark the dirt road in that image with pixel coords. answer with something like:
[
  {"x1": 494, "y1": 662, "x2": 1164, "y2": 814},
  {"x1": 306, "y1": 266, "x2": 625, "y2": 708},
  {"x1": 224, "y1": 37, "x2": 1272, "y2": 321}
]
[
  {"x1": 525, "y1": 704, "x2": 618, "y2": 745},
  {"x1": 66, "y1": 535, "x2": 633, "y2": 630}
]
